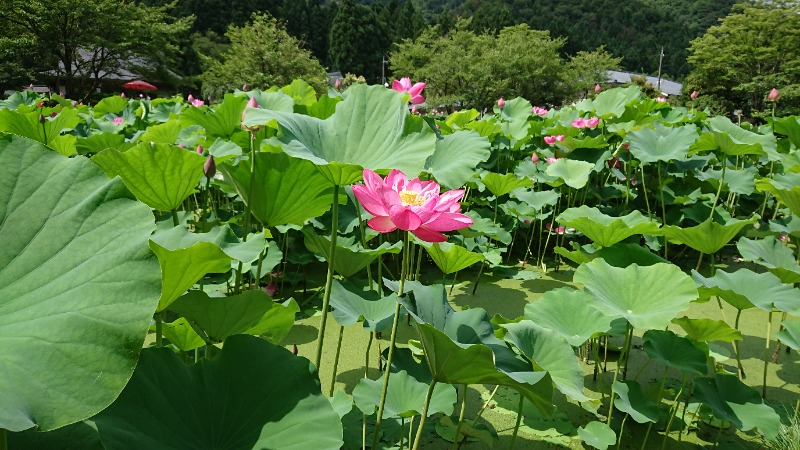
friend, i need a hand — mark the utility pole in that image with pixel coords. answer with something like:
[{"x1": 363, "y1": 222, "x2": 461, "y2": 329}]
[{"x1": 656, "y1": 46, "x2": 664, "y2": 91}]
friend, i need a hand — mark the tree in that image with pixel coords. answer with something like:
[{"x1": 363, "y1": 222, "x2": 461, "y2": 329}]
[
  {"x1": 328, "y1": 0, "x2": 391, "y2": 83},
  {"x1": 686, "y1": 0, "x2": 800, "y2": 117},
  {"x1": 201, "y1": 13, "x2": 328, "y2": 98},
  {"x1": 0, "y1": 0, "x2": 192, "y2": 96}
]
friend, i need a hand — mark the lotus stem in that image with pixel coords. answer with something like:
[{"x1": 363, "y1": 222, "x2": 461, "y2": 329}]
[
  {"x1": 399, "y1": 417, "x2": 405, "y2": 450},
  {"x1": 471, "y1": 261, "x2": 486, "y2": 295},
  {"x1": 677, "y1": 384, "x2": 696, "y2": 443},
  {"x1": 762, "y1": 310, "x2": 773, "y2": 399},
  {"x1": 449, "y1": 271, "x2": 458, "y2": 296},
  {"x1": 411, "y1": 380, "x2": 438, "y2": 450},
  {"x1": 329, "y1": 325, "x2": 345, "y2": 396},
  {"x1": 708, "y1": 162, "x2": 726, "y2": 221},
  {"x1": 772, "y1": 312, "x2": 787, "y2": 363},
  {"x1": 474, "y1": 385, "x2": 500, "y2": 424},
  {"x1": 0, "y1": 428, "x2": 6, "y2": 450},
  {"x1": 451, "y1": 385, "x2": 468, "y2": 450},
  {"x1": 733, "y1": 309, "x2": 746, "y2": 379},
  {"x1": 154, "y1": 311, "x2": 164, "y2": 347},
  {"x1": 314, "y1": 184, "x2": 340, "y2": 369},
  {"x1": 607, "y1": 323, "x2": 633, "y2": 426},
  {"x1": 760, "y1": 161, "x2": 775, "y2": 217},
  {"x1": 640, "y1": 165, "x2": 652, "y2": 219},
  {"x1": 616, "y1": 414, "x2": 628, "y2": 449},
  {"x1": 623, "y1": 325, "x2": 634, "y2": 380},
  {"x1": 508, "y1": 394, "x2": 524, "y2": 449},
  {"x1": 657, "y1": 162, "x2": 668, "y2": 259},
  {"x1": 793, "y1": 398, "x2": 799, "y2": 424},
  {"x1": 372, "y1": 232, "x2": 410, "y2": 449},
  {"x1": 641, "y1": 367, "x2": 668, "y2": 450},
  {"x1": 235, "y1": 137, "x2": 259, "y2": 294},
  {"x1": 661, "y1": 374, "x2": 687, "y2": 450},
  {"x1": 365, "y1": 331, "x2": 373, "y2": 377}
]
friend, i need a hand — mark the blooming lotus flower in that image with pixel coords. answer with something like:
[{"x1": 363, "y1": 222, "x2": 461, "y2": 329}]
[
  {"x1": 595, "y1": 83, "x2": 602, "y2": 93},
  {"x1": 188, "y1": 94, "x2": 195, "y2": 103},
  {"x1": 545, "y1": 157, "x2": 559, "y2": 164},
  {"x1": 497, "y1": 98, "x2": 505, "y2": 109},
  {"x1": 532, "y1": 106, "x2": 548, "y2": 116},
  {"x1": 178, "y1": 143, "x2": 186, "y2": 149},
  {"x1": 392, "y1": 77, "x2": 426, "y2": 104},
  {"x1": 586, "y1": 117, "x2": 600, "y2": 128},
  {"x1": 656, "y1": 97, "x2": 666, "y2": 102},
  {"x1": 543, "y1": 135, "x2": 565, "y2": 145},
  {"x1": 769, "y1": 88, "x2": 780, "y2": 102},
  {"x1": 531, "y1": 152, "x2": 539, "y2": 163},
  {"x1": 572, "y1": 117, "x2": 587, "y2": 128},
  {"x1": 690, "y1": 90, "x2": 698, "y2": 100},
  {"x1": 352, "y1": 169, "x2": 473, "y2": 242},
  {"x1": 113, "y1": 117, "x2": 123, "y2": 125}
]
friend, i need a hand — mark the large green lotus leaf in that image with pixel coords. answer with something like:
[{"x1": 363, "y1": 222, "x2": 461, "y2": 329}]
[
  {"x1": 304, "y1": 231, "x2": 402, "y2": 278},
  {"x1": 281, "y1": 79, "x2": 318, "y2": 106},
  {"x1": 93, "y1": 95, "x2": 128, "y2": 115},
  {"x1": 756, "y1": 173, "x2": 800, "y2": 216},
  {"x1": 76, "y1": 133, "x2": 131, "y2": 155},
  {"x1": 353, "y1": 370, "x2": 456, "y2": 419},
  {"x1": 691, "y1": 116, "x2": 777, "y2": 158},
  {"x1": 573, "y1": 259, "x2": 698, "y2": 330},
  {"x1": 91, "y1": 143, "x2": 205, "y2": 211},
  {"x1": 498, "y1": 97, "x2": 532, "y2": 140},
  {"x1": 696, "y1": 167, "x2": 757, "y2": 196},
  {"x1": 556, "y1": 206, "x2": 660, "y2": 248},
  {"x1": 243, "y1": 84, "x2": 436, "y2": 185},
  {"x1": 148, "y1": 226, "x2": 266, "y2": 311},
  {"x1": 168, "y1": 290, "x2": 284, "y2": 342},
  {"x1": 445, "y1": 109, "x2": 480, "y2": 129},
  {"x1": 775, "y1": 320, "x2": 800, "y2": 351},
  {"x1": 523, "y1": 288, "x2": 612, "y2": 346},
  {"x1": 611, "y1": 381, "x2": 659, "y2": 424},
  {"x1": 93, "y1": 334, "x2": 344, "y2": 449},
  {"x1": 328, "y1": 280, "x2": 398, "y2": 332},
  {"x1": 139, "y1": 120, "x2": 182, "y2": 145},
  {"x1": 306, "y1": 95, "x2": 341, "y2": 120},
  {"x1": 589, "y1": 85, "x2": 641, "y2": 118},
  {"x1": 0, "y1": 138, "x2": 160, "y2": 431},
  {"x1": 220, "y1": 152, "x2": 335, "y2": 227},
  {"x1": 8, "y1": 420, "x2": 103, "y2": 450},
  {"x1": 180, "y1": 93, "x2": 247, "y2": 139},
  {"x1": 627, "y1": 122, "x2": 698, "y2": 163},
  {"x1": 0, "y1": 108, "x2": 79, "y2": 156},
  {"x1": 736, "y1": 236, "x2": 800, "y2": 284},
  {"x1": 481, "y1": 172, "x2": 535, "y2": 197},
  {"x1": 511, "y1": 189, "x2": 560, "y2": 211},
  {"x1": 545, "y1": 159, "x2": 594, "y2": 189},
  {"x1": 772, "y1": 116, "x2": 800, "y2": 149},
  {"x1": 661, "y1": 217, "x2": 756, "y2": 255},
  {"x1": 161, "y1": 317, "x2": 206, "y2": 352},
  {"x1": 425, "y1": 130, "x2": 491, "y2": 189},
  {"x1": 249, "y1": 90, "x2": 295, "y2": 113},
  {"x1": 421, "y1": 241, "x2": 485, "y2": 274},
  {"x1": 671, "y1": 316, "x2": 742, "y2": 343},
  {"x1": 577, "y1": 421, "x2": 616, "y2": 450},
  {"x1": 502, "y1": 320, "x2": 590, "y2": 402},
  {"x1": 693, "y1": 374, "x2": 780, "y2": 439},
  {"x1": 692, "y1": 268, "x2": 800, "y2": 313},
  {"x1": 642, "y1": 330, "x2": 707, "y2": 375},
  {"x1": 560, "y1": 134, "x2": 608, "y2": 151},
  {"x1": 243, "y1": 298, "x2": 300, "y2": 344}
]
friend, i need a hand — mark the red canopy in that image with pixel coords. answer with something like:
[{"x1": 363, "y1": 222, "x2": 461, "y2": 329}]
[{"x1": 122, "y1": 80, "x2": 157, "y2": 91}]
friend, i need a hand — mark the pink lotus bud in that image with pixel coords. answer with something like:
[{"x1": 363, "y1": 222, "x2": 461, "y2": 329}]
[
  {"x1": 204, "y1": 155, "x2": 216, "y2": 178},
  {"x1": 50, "y1": 112, "x2": 57, "y2": 118},
  {"x1": 556, "y1": 135, "x2": 565, "y2": 142},
  {"x1": 531, "y1": 152, "x2": 539, "y2": 163},
  {"x1": 243, "y1": 97, "x2": 259, "y2": 122},
  {"x1": 769, "y1": 88, "x2": 780, "y2": 102},
  {"x1": 545, "y1": 157, "x2": 558, "y2": 164},
  {"x1": 595, "y1": 83, "x2": 601, "y2": 93},
  {"x1": 71, "y1": 100, "x2": 77, "y2": 107},
  {"x1": 242, "y1": 83, "x2": 249, "y2": 91},
  {"x1": 544, "y1": 136, "x2": 557, "y2": 145},
  {"x1": 690, "y1": 90, "x2": 698, "y2": 100},
  {"x1": 779, "y1": 234, "x2": 788, "y2": 242},
  {"x1": 334, "y1": 78, "x2": 341, "y2": 90},
  {"x1": 196, "y1": 145, "x2": 204, "y2": 155},
  {"x1": 37, "y1": 101, "x2": 44, "y2": 108},
  {"x1": 187, "y1": 94, "x2": 194, "y2": 103},
  {"x1": 497, "y1": 98, "x2": 505, "y2": 109},
  {"x1": 586, "y1": 117, "x2": 600, "y2": 128},
  {"x1": 120, "y1": 92, "x2": 125, "y2": 98},
  {"x1": 656, "y1": 97, "x2": 666, "y2": 102}
]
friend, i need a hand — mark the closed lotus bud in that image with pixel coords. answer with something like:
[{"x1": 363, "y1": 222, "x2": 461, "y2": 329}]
[
  {"x1": 769, "y1": 88, "x2": 780, "y2": 102},
  {"x1": 292, "y1": 343, "x2": 298, "y2": 355},
  {"x1": 204, "y1": 155, "x2": 216, "y2": 178},
  {"x1": 690, "y1": 90, "x2": 698, "y2": 100},
  {"x1": 37, "y1": 101, "x2": 44, "y2": 108},
  {"x1": 334, "y1": 78, "x2": 341, "y2": 90},
  {"x1": 39, "y1": 114, "x2": 45, "y2": 124},
  {"x1": 242, "y1": 97, "x2": 261, "y2": 130},
  {"x1": 531, "y1": 152, "x2": 539, "y2": 163},
  {"x1": 497, "y1": 98, "x2": 505, "y2": 109},
  {"x1": 71, "y1": 100, "x2": 77, "y2": 107},
  {"x1": 595, "y1": 83, "x2": 601, "y2": 93},
  {"x1": 242, "y1": 83, "x2": 249, "y2": 91},
  {"x1": 187, "y1": 94, "x2": 194, "y2": 103},
  {"x1": 196, "y1": 144, "x2": 204, "y2": 155},
  {"x1": 50, "y1": 112, "x2": 57, "y2": 118},
  {"x1": 121, "y1": 92, "x2": 125, "y2": 98}
]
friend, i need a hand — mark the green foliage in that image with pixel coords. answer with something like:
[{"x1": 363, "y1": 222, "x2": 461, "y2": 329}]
[
  {"x1": 201, "y1": 13, "x2": 328, "y2": 98},
  {"x1": 328, "y1": 0, "x2": 391, "y2": 83}
]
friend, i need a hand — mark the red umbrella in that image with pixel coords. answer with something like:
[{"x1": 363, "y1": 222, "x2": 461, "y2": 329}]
[{"x1": 122, "y1": 80, "x2": 157, "y2": 91}]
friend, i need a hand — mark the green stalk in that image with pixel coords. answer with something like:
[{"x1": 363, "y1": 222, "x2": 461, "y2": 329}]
[
  {"x1": 353, "y1": 198, "x2": 374, "y2": 290},
  {"x1": 365, "y1": 331, "x2": 373, "y2": 377},
  {"x1": 411, "y1": 380, "x2": 438, "y2": 450},
  {"x1": 708, "y1": 162, "x2": 726, "y2": 221},
  {"x1": 733, "y1": 309, "x2": 746, "y2": 379},
  {"x1": 372, "y1": 232, "x2": 411, "y2": 449},
  {"x1": 641, "y1": 367, "x2": 669, "y2": 450},
  {"x1": 329, "y1": 325, "x2": 345, "y2": 396},
  {"x1": 616, "y1": 414, "x2": 628, "y2": 449},
  {"x1": 475, "y1": 385, "x2": 500, "y2": 423},
  {"x1": 607, "y1": 323, "x2": 633, "y2": 426},
  {"x1": 657, "y1": 161, "x2": 668, "y2": 259},
  {"x1": 399, "y1": 417, "x2": 405, "y2": 450},
  {"x1": 661, "y1": 374, "x2": 687, "y2": 450},
  {"x1": 235, "y1": 135, "x2": 259, "y2": 294},
  {"x1": 640, "y1": 165, "x2": 652, "y2": 219},
  {"x1": 762, "y1": 310, "x2": 773, "y2": 399},
  {"x1": 508, "y1": 395, "x2": 524, "y2": 450},
  {"x1": 314, "y1": 185, "x2": 340, "y2": 369},
  {"x1": 450, "y1": 385, "x2": 468, "y2": 450}
]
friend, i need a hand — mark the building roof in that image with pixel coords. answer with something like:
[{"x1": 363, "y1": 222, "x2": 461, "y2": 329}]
[{"x1": 607, "y1": 70, "x2": 683, "y2": 96}]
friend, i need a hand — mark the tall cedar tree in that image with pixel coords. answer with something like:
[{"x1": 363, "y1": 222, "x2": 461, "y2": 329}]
[{"x1": 328, "y1": 0, "x2": 391, "y2": 83}]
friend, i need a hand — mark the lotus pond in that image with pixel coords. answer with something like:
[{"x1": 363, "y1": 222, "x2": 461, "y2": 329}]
[{"x1": 1, "y1": 82, "x2": 799, "y2": 450}]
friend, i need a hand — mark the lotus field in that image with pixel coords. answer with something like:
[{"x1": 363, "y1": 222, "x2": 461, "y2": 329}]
[{"x1": 2, "y1": 81, "x2": 800, "y2": 450}]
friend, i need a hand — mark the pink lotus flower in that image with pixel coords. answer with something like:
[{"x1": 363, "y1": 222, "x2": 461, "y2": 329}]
[
  {"x1": 392, "y1": 77, "x2": 426, "y2": 104},
  {"x1": 120, "y1": 92, "x2": 125, "y2": 99},
  {"x1": 545, "y1": 157, "x2": 559, "y2": 164},
  {"x1": 178, "y1": 143, "x2": 186, "y2": 149},
  {"x1": 769, "y1": 88, "x2": 780, "y2": 102},
  {"x1": 497, "y1": 98, "x2": 505, "y2": 109},
  {"x1": 532, "y1": 106, "x2": 548, "y2": 116},
  {"x1": 113, "y1": 117, "x2": 123, "y2": 125},
  {"x1": 690, "y1": 90, "x2": 698, "y2": 100},
  {"x1": 243, "y1": 97, "x2": 259, "y2": 122},
  {"x1": 545, "y1": 222, "x2": 566, "y2": 235},
  {"x1": 264, "y1": 282, "x2": 278, "y2": 297},
  {"x1": 352, "y1": 169, "x2": 473, "y2": 242},
  {"x1": 572, "y1": 117, "x2": 587, "y2": 128},
  {"x1": 334, "y1": 78, "x2": 342, "y2": 90},
  {"x1": 196, "y1": 145, "x2": 204, "y2": 155},
  {"x1": 531, "y1": 152, "x2": 539, "y2": 163},
  {"x1": 411, "y1": 105, "x2": 419, "y2": 114},
  {"x1": 586, "y1": 117, "x2": 600, "y2": 128},
  {"x1": 595, "y1": 83, "x2": 602, "y2": 93},
  {"x1": 656, "y1": 97, "x2": 667, "y2": 102},
  {"x1": 188, "y1": 95, "x2": 205, "y2": 107},
  {"x1": 544, "y1": 135, "x2": 565, "y2": 145}
]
